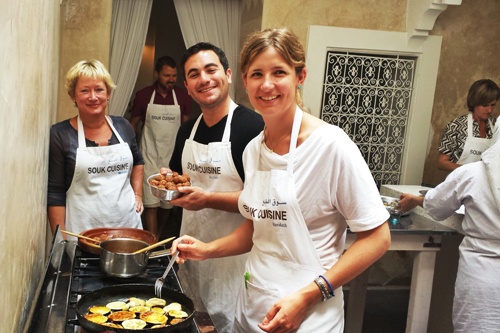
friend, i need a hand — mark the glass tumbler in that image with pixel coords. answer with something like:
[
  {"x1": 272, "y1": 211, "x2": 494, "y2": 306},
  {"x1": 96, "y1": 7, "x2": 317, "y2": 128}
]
[{"x1": 389, "y1": 206, "x2": 402, "y2": 225}]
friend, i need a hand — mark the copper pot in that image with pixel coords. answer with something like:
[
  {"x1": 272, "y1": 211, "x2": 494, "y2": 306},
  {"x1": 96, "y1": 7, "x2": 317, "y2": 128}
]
[{"x1": 78, "y1": 227, "x2": 157, "y2": 255}]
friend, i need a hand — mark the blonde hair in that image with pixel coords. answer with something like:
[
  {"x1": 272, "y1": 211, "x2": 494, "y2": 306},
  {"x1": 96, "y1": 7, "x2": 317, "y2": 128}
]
[
  {"x1": 65, "y1": 59, "x2": 116, "y2": 97},
  {"x1": 240, "y1": 27, "x2": 306, "y2": 108}
]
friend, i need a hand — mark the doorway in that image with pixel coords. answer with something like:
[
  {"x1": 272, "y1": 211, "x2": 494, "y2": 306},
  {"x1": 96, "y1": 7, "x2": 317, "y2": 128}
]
[{"x1": 125, "y1": 0, "x2": 200, "y2": 121}]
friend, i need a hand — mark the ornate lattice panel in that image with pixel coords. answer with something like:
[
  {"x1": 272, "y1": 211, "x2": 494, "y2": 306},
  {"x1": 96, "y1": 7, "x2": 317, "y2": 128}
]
[{"x1": 320, "y1": 51, "x2": 416, "y2": 188}]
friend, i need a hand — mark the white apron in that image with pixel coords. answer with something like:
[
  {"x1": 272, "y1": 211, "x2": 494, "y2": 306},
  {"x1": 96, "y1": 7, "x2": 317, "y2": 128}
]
[
  {"x1": 456, "y1": 113, "x2": 492, "y2": 165},
  {"x1": 65, "y1": 116, "x2": 142, "y2": 235},
  {"x1": 453, "y1": 237, "x2": 500, "y2": 332},
  {"x1": 141, "y1": 90, "x2": 181, "y2": 208},
  {"x1": 178, "y1": 101, "x2": 247, "y2": 333},
  {"x1": 235, "y1": 107, "x2": 343, "y2": 333}
]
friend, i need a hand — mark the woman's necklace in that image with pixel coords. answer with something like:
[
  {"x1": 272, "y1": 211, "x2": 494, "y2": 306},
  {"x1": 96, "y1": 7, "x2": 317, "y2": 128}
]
[{"x1": 263, "y1": 126, "x2": 289, "y2": 153}]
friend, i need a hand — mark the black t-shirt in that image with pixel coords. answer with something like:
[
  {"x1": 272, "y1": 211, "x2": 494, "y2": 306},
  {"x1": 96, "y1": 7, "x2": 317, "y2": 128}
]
[{"x1": 169, "y1": 105, "x2": 264, "y2": 181}]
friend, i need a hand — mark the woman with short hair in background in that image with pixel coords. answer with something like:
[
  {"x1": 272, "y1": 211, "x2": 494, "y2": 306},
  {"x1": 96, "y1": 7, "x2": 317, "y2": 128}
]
[{"x1": 438, "y1": 79, "x2": 499, "y2": 171}]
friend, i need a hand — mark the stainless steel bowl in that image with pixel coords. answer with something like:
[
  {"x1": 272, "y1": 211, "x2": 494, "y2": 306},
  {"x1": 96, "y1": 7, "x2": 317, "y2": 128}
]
[{"x1": 147, "y1": 173, "x2": 181, "y2": 201}]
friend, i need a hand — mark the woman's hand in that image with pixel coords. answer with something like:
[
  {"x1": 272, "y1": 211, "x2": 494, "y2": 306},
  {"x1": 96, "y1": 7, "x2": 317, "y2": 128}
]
[
  {"x1": 135, "y1": 194, "x2": 144, "y2": 214},
  {"x1": 258, "y1": 290, "x2": 313, "y2": 333},
  {"x1": 171, "y1": 235, "x2": 210, "y2": 264}
]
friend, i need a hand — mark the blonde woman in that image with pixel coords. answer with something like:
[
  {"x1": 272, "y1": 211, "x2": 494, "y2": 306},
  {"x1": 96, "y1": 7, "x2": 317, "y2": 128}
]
[{"x1": 48, "y1": 60, "x2": 144, "y2": 236}]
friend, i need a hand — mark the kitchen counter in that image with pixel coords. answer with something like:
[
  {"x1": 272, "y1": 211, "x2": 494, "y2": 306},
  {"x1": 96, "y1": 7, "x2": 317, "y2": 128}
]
[{"x1": 380, "y1": 184, "x2": 464, "y2": 234}]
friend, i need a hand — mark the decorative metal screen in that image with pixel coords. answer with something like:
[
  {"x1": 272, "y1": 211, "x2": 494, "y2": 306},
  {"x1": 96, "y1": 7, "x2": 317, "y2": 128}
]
[{"x1": 320, "y1": 51, "x2": 416, "y2": 188}]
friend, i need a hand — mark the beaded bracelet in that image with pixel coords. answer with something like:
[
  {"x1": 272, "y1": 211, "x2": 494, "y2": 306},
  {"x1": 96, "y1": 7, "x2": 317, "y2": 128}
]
[
  {"x1": 319, "y1": 274, "x2": 335, "y2": 297},
  {"x1": 314, "y1": 277, "x2": 333, "y2": 302}
]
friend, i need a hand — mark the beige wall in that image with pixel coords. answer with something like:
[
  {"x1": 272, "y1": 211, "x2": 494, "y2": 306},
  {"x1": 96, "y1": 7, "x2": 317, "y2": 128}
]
[
  {"x1": 57, "y1": 0, "x2": 112, "y2": 122},
  {"x1": 236, "y1": 0, "x2": 265, "y2": 105},
  {"x1": 262, "y1": 0, "x2": 406, "y2": 41},
  {"x1": 0, "y1": 0, "x2": 60, "y2": 332},
  {"x1": 0, "y1": 0, "x2": 112, "y2": 331}
]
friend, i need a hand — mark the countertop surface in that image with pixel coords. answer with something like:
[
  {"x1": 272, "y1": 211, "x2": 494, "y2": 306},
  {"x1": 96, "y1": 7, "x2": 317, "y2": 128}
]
[{"x1": 381, "y1": 184, "x2": 464, "y2": 234}]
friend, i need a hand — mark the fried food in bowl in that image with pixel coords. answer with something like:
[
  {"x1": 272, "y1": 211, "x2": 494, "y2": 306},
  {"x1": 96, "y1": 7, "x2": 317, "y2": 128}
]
[{"x1": 148, "y1": 172, "x2": 191, "y2": 201}]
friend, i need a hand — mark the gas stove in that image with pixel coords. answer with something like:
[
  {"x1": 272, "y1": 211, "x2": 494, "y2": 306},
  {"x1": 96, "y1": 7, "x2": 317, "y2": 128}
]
[{"x1": 24, "y1": 228, "x2": 216, "y2": 333}]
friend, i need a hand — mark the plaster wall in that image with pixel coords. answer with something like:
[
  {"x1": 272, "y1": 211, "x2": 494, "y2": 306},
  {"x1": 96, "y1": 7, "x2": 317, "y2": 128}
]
[
  {"x1": 262, "y1": 0, "x2": 406, "y2": 42},
  {"x1": 0, "y1": 0, "x2": 60, "y2": 332},
  {"x1": 57, "y1": 0, "x2": 112, "y2": 122}
]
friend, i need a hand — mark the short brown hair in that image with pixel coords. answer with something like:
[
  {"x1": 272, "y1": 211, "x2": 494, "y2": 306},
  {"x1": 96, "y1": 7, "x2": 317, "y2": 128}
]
[{"x1": 466, "y1": 79, "x2": 500, "y2": 112}]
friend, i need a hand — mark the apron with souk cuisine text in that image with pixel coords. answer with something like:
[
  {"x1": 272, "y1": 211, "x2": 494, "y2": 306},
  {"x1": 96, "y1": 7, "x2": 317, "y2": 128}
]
[
  {"x1": 178, "y1": 101, "x2": 248, "y2": 333},
  {"x1": 65, "y1": 116, "x2": 142, "y2": 235},
  {"x1": 235, "y1": 107, "x2": 343, "y2": 332},
  {"x1": 141, "y1": 90, "x2": 181, "y2": 208},
  {"x1": 456, "y1": 113, "x2": 493, "y2": 165}
]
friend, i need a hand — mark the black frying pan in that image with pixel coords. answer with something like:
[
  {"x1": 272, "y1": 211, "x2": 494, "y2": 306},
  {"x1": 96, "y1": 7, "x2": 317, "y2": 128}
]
[{"x1": 76, "y1": 284, "x2": 195, "y2": 333}]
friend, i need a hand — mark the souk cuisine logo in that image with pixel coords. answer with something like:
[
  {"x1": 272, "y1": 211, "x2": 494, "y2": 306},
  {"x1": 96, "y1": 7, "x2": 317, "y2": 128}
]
[{"x1": 241, "y1": 204, "x2": 288, "y2": 227}]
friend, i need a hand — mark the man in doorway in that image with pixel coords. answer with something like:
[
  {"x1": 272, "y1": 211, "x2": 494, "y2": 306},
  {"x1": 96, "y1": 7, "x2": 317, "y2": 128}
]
[
  {"x1": 164, "y1": 42, "x2": 264, "y2": 332},
  {"x1": 129, "y1": 55, "x2": 192, "y2": 238}
]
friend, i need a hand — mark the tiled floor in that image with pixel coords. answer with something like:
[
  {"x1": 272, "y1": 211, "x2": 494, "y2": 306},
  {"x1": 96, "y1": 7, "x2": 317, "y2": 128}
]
[{"x1": 344, "y1": 288, "x2": 409, "y2": 333}]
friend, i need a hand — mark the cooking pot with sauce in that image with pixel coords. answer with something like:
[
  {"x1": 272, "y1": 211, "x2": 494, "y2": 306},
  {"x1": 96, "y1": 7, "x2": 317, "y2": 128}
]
[
  {"x1": 100, "y1": 238, "x2": 157, "y2": 278},
  {"x1": 78, "y1": 227, "x2": 158, "y2": 255}
]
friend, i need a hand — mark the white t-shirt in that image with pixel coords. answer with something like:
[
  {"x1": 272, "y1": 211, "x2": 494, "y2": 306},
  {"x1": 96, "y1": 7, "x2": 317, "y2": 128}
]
[
  {"x1": 424, "y1": 161, "x2": 500, "y2": 240},
  {"x1": 243, "y1": 124, "x2": 388, "y2": 268}
]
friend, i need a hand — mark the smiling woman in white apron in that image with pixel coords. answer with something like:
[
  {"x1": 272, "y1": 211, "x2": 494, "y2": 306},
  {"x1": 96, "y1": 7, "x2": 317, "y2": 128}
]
[
  {"x1": 48, "y1": 60, "x2": 144, "y2": 236},
  {"x1": 438, "y1": 79, "x2": 499, "y2": 172},
  {"x1": 169, "y1": 28, "x2": 390, "y2": 333}
]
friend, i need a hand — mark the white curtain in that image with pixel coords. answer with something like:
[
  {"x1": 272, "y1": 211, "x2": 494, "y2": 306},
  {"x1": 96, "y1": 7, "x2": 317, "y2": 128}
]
[
  {"x1": 108, "y1": 0, "x2": 153, "y2": 116},
  {"x1": 173, "y1": 0, "x2": 242, "y2": 96}
]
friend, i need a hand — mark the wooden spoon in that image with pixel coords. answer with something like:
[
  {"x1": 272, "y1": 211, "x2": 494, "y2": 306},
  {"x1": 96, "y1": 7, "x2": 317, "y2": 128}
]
[
  {"x1": 61, "y1": 230, "x2": 100, "y2": 244},
  {"x1": 132, "y1": 236, "x2": 176, "y2": 254}
]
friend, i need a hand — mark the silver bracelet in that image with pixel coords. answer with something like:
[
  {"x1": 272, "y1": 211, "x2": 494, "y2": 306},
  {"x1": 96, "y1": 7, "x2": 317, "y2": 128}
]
[{"x1": 314, "y1": 277, "x2": 333, "y2": 302}]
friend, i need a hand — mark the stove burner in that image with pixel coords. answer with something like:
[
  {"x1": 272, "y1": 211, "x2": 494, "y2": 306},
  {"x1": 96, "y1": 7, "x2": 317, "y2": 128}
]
[{"x1": 24, "y1": 228, "x2": 215, "y2": 333}]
